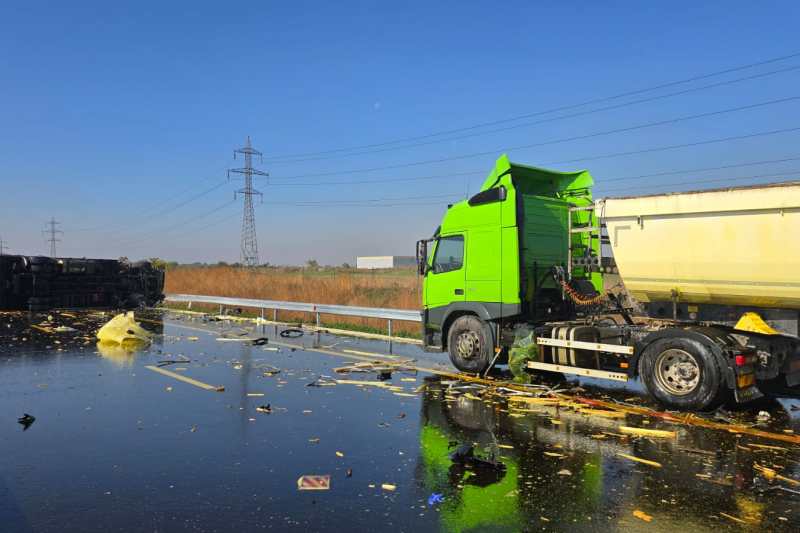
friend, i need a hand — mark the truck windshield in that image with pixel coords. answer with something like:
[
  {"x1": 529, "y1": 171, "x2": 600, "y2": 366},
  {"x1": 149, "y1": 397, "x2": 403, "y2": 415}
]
[{"x1": 432, "y1": 235, "x2": 464, "y2": 273}]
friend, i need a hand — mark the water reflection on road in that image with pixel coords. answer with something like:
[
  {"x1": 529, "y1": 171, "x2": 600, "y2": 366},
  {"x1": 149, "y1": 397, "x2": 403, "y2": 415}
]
[{"x1": 416, "y1": 378, "x2": 800, "y2": 531}]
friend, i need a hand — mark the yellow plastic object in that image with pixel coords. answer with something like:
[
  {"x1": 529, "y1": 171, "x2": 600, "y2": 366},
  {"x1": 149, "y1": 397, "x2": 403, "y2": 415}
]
[
  {"x1": 96, "y1": 312, "x2": 153, "y2": 346},
  {"x1": 734, "y1": 312, "x2": 779, "y2": 335},
  {"x1": 600, "y1": 181, "x2": 800, "y2": 309}
]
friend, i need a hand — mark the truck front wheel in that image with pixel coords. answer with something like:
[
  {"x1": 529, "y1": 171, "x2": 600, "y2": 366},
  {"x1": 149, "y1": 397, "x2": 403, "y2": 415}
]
[
  {"x1": 447, "y1": 315, "x2": 494, "y2": 374},
  {"x1": 638, "y1": 337, "x2": 728, "y2": 411}
]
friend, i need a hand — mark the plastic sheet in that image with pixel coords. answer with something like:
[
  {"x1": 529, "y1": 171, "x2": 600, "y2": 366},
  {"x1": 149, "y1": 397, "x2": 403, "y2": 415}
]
[{"x1": 96, "y1": 311, "x2": 153, "y2": 346}]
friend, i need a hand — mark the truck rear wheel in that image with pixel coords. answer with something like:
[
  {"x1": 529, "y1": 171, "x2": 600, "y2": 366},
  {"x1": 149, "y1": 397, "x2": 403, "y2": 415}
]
[
  {"x1": 638, "y1": 337, "x2": 728, "y2": 411},
  {"x1": 447, "y1": 315, "x2": 494, "y2": 374}
]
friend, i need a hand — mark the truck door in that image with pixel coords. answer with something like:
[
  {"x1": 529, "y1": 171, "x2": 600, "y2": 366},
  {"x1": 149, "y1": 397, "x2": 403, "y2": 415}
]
[{"x1": 425, "y1": 233, "x2": 466, "y2": 310}]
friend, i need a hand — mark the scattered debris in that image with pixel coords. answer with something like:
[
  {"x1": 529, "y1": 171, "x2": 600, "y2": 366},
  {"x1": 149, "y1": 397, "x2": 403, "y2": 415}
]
[
  {"x1": 544, "y1": 452, "x2": 566, "y2": 458},
  {"x1": 345, "y1": 469, "x2": 352, "y2": 478},
  {"x1": 145, "y1": 365, "x2": 225, "y2": 392},
  {"x1": 17, "y1": 413, "x2": 35, "y2": 430},
  {"x1": 427, "y1": 493, "x2": 444, "y2": 506},
  {"x1": 757, "y1": 411, "x2": 772, "y2": 423},
  {"x1": 306, "y1": 376, "x2": 336, "y2": 387},
  {"x1": 247, "y1": 393, "x2": 265, "y2": 397},
  {"x1": 96, "y1": 312, "x2": 152, "y2": 347},
  {"x1": 616, "y1": 452, "x2": 662, "y2": 468},
  {"x1": 381, "y1": 483, "x2": 396, "y2": 492},
  {"x1": 280, "y1": 328, "x2": 304, "y2": 338},
  {"x1": 619, "y1": 426, "x2": 677, "y2": 438},
  {"x1": 261, "y1": 366, "x2": 282, "y2": 376},
  {"x1": 754, "y1": 463, "x2": 800, "y2": 486},
  {"x1": 157, "y1": 355, "x2": 191, "y2": 367},
  {"x1": 256, "y1": 404, "x2": 272, "y2": 413},
  {"x1": 719, "y1": 512, "x2": 748, "y2": 524},
  {"x1": 297, "y1": 475, "x2": 330, "y2": 491},
  {"x1": 251, "y1": 337, "x2": 269, "y2": 346},
  {"x1": 633, "y1": 510, "x2": 653, "y2": 522},
  {"x1": 335, "y1": 451, "x2": 344, "y2": 457},
  {"x1": 556, "y1": 469, "x2": 572, "y2": 476}
]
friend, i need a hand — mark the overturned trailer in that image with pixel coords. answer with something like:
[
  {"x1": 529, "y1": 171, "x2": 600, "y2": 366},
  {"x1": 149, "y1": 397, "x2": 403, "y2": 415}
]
[{"x1": 0, "y1": 255, "x2": 164, "y2": 311}]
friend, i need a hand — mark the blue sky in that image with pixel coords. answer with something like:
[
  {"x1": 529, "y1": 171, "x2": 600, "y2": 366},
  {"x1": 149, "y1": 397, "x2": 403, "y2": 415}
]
[{"x1": 1, "y1": 1, "x2": 798, "y2": 264}]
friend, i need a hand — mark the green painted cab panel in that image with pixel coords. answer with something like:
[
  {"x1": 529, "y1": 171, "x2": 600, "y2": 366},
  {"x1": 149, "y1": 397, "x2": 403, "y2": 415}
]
[{"x1": 423, "y1": 153, "x2": 600, "y2": 319}]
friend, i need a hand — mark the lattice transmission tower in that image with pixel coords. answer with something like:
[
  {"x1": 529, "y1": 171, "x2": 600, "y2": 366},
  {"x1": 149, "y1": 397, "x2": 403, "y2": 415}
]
[
  {"x1": 228, "y1": 136, "x2": 268, "y2": 267},
  {"x1": 43, "y1": 217, "x2": 63, "y2": 258}
]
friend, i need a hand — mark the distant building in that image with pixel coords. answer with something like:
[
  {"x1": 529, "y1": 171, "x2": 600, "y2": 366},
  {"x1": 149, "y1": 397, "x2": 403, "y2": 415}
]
[{"x1": 356, "y1": 255, "x2": 416, "y2": 270}]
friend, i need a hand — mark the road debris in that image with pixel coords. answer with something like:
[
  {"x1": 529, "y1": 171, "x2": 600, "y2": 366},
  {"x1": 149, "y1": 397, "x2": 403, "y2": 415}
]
[
  {"x1": 616, "y1": 452, "x2": 662, "y2": 468},
  {"x1": 17, "y1": 413, "x2": 35, "y2": 430},
  {"x1": 96, "y1": 312, "x2": 152, "y2": 346},
  {"x1": 619, "y1": 426, "x2": 677, "y2": 438},
  {"x1": 633, "y1": 510, "x2": 653, "y2": 522},
  {"x1": 297, "y1": 475, "x2": 330, "y2": 491},
  {"x1": 381, "y1": 483, "x2": 396, "y2": 491},
  {"x1": 256, "y1": 404, "x2": 272, "y2": 413},
  {"x1": 260, "y1": 365, "x2": 282, "y2": 376},
  {"x1": 427, "y1": 493, "x2": 444, "y2": 505},
  {"x1": 145, "y1": 365, "x2": 225, "y2": 392},
  {"x1": 280, "y1": 328, "x2": 304, "y2": 338},
  {"x1": 754, "y1": 463, "x2": 800, "y2": 486},
  {"x1": 157, "y1": 355, "x2": 191, "y2": 367}
]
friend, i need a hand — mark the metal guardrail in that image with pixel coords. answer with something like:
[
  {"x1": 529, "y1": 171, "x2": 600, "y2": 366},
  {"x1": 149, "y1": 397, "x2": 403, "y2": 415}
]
[{"x1": 164, "y1": 293, "x2": 421, "y2": 339}]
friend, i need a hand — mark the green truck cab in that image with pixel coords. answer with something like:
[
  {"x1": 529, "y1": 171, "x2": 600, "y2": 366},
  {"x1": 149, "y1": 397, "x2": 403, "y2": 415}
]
[
  {"x1": 417, "y1": 154, "x2": 600, "y2": 372},
  {"x1": 417, "y1": 154, "x2": 800, "y2": 412}
]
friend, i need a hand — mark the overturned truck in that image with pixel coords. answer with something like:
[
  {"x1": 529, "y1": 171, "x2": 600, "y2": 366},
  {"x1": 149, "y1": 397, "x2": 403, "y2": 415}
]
[{"x1": 0, "y1": 255, "x2": 164, "y2": 311}]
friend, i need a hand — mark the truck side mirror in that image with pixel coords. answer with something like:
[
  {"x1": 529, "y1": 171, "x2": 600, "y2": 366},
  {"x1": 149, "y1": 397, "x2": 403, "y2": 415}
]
[{"x1": 416, "y1": 240, "x2": 428, "y2": 276}]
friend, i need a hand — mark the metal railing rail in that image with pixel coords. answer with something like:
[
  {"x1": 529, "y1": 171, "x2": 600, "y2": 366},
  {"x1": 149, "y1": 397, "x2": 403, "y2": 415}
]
[{"x1": 164, "y1": 293, "x2": 421, "y2": 339}]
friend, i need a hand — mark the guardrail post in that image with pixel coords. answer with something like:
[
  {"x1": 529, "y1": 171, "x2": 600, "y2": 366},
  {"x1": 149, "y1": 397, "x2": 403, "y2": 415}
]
[
  {"x1": 315, "y1": 309, "x2": 320, "y2": 328},
  {"x1": 388, "y1": 319, "x2": 393, "y2": 338},
  {"x1": 273, "y1": 308, "x2": 277, "y2": 322},
  {"x1": 260, "y1": 308, "x2": 265, "y2": 322},
  {"x1": 219, "y1": 304, "x2": 223, "y2": 315}
]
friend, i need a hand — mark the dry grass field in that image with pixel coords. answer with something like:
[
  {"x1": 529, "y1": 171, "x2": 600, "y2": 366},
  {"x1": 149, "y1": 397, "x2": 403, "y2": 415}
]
[{"x1": 165, "y1": 266, "x2": 422, "y2": 336}]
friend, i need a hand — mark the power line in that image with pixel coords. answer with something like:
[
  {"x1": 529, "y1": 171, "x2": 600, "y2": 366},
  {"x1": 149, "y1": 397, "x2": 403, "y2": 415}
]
[
  {"x1": 73, "y1": 177, "x2": 228, "y2": 233},
  {"x1": 271, "y1": 64, "x2": 800, "y2": 164},
  {"x1": 268, "y1": 149, "x2": 800, "y2": 189},
  {"x1": 601, "y1": 170, "x2": 800, "y2": 194},
  {"x1": 264, "y1": 51, "x2": 800, "y2": 162},
  {"x1": 229, "y1": 136, "x2": 268, "y2": 267},
  {"x1": 548, "y1": 126, "x2": 800, "y2": 166},
  {"x1": 265, "y1": 192, "x2": 461, "y2": 206},
  {"x1": 115, "y1": 200, "x2": 239, "y2": 249},
  {"x1": 271, "y1": 96, "x2": 799, "y2": 180},
  {"x1": 602, "y1": 156, "x2": 800, "y2": 183}
]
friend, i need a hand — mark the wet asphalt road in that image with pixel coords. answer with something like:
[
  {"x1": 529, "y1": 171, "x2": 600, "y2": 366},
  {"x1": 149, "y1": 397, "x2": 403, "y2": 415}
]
[{"x1": 1, "y1": 310, "x2": 800, "y2": 532}]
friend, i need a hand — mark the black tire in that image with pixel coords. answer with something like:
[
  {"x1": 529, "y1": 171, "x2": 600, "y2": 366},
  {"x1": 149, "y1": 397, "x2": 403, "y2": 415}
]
[
  {"x1": 638, "y1": 336, "x2": 729, "y2": 411},
  {"x1": 447, "y1": 315, "x2": 494, "y2": 374}
]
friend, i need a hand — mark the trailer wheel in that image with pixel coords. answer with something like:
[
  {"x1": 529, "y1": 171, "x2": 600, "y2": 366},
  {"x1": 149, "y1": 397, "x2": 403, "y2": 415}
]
[
  {"x1": 447, "y1": 315, "x2": 494, "y2": 374},
  {"x1": 638, "y1": 337, "x2": 728, "y2": 411}
]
